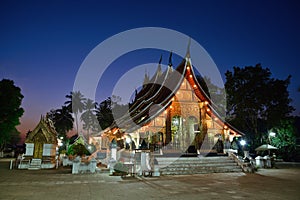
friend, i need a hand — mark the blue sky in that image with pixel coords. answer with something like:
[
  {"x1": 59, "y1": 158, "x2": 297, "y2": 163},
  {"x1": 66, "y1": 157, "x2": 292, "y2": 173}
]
[{"x1": 0, "y1": 0, "x2": 299, "y2": 136}]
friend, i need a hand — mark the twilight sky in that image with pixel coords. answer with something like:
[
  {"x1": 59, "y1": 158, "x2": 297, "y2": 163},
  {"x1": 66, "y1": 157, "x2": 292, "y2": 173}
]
[{"x1": 0, "y1": 0, "x2": 299, "y2": 139}]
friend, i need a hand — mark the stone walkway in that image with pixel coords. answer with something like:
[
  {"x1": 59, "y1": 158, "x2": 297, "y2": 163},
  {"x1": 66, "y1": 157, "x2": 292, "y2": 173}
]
[{"x1": 0, "y1": 159, "x2": 299, "y2": 200}]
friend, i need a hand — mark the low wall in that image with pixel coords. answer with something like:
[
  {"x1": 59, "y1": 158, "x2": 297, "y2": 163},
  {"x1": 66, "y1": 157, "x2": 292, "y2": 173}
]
[{"x1": 72, "y1": 157, "x2": 97, "y2": 174}]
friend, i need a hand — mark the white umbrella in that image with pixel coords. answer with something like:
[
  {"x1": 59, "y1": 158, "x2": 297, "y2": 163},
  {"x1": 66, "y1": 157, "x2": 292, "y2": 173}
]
[{"x1": 255, "y1": 144, "x2": 278, "y2": 151}]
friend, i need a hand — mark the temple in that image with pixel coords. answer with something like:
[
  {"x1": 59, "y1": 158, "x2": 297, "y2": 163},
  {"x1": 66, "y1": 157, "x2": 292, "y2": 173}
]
[
  {"x1": 97, "y1": 47, "x2": 244, "y2": 156},
  {"x1": 19, "y1": 115, "x2": 58, "y2": 169}
]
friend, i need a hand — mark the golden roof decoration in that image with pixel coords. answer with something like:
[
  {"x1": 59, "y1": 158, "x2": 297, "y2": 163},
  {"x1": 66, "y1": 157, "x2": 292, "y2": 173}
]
[{"x1": 25, "y1": 115, "x2": 58, "y2": 144}]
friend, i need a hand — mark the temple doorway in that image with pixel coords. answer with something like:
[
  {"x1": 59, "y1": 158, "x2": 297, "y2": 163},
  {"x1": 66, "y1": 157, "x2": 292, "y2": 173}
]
[
  {"x1": 33, "y1": 133, "x2": 46, "y2": 159},
  {"x1": 171, "y1": 115, "x2": 182, "y2": 149}
]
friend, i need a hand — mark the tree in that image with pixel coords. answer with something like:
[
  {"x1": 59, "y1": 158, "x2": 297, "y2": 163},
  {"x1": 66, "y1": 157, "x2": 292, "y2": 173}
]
[
  {"x1": 95, "y1": 97, "x2": 114, "y2": 130},
  {"x1": 111, "y1": 95, "x2": 128, "y2": 120},
  {"x1": 81, "y1": 99, "x2": 98, "y2": 137},
  {"x1": 47, "y1": 106, "x2": 74, "y2": 139},
  {"x1": 95, "y1": 96, "x2": 128, "y2": 130},
  {"x1": 0, "y1": 79, "x2": 24, "y2": 151},
  {"x1": 270, "y1": 118, "x2": 297, "y2": 161},
  {"x1": 65, "y1": 91, "x2": 86, "y2": 134},
  {"x1": 225, "y1": 64, "x2": 294, "y2": 151}
]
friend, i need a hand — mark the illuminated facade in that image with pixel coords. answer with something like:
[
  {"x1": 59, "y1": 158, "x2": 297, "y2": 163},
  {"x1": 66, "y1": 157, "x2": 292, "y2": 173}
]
[{"x1": 101, "y1": 49, "x2": 243, "y2": 154}]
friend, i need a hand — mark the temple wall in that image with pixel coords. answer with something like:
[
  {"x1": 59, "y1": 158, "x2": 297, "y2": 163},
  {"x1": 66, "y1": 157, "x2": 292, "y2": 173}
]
[
  {"x1": 130, "y1": 77, "x2": 231, "y2": 151},
  {"x1": 25, "y1": 143, "x2": 34, "y2": 156},
  {"x1": 43, "y1": 144, "x2": 56, "y2": 156}
]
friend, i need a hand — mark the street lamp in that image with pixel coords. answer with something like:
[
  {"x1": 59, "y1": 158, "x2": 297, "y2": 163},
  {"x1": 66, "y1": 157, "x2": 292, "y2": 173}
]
[
  {"x1": 269, "y1": 132, "x2": 276, "y2": 144},
  {"x1": 126, "y1": 137, "x2": 131, "y2": 144},
  {"x1": 269, "y1": 132, "x2": 276, "y2": 137},
  {"x1": 240, "y1": 139, "x2": 249, "y2": 159},
  {"x1": 240, "y1": 139, "x2": 246, "y2": 146}
]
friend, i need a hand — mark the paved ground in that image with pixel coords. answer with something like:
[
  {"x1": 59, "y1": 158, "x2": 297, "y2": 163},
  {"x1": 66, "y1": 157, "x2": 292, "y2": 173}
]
[{"x1": 0, "y1": 159, "x2": 300, "y2": 200}]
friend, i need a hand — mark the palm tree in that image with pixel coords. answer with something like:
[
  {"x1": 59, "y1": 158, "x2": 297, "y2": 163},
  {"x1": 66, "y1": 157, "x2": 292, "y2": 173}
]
[
  {"x1": 95, "y1": 97, "x2": 114, "y2": 130},
  {"x1": 52, "y1": 106, "x2": 74, "y2": 138},
  {"x1": 81, "y1": 99, "x2": 98, "y2": 137},
  {"x1": 65, "y1": 91, "x2": 86, "y2": 134}
]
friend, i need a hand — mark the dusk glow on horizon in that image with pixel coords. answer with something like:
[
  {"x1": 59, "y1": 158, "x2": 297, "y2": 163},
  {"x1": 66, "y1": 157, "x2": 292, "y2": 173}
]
[{"x1": 1, "y1": 1, "x2": 299, "y2": 141}]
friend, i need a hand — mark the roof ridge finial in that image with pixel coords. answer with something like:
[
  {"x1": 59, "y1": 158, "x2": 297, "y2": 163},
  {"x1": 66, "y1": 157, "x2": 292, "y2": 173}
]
[
  {"x1": 156, "y1": 54, "x2": 162, "y2": 76},
  {"x1": 143, "y1": 68, "x2": 149, "y2": 85},
  {"x1": 159, "y1": 54, "x2": 162, "y2": 64},
  {"x1": 168, "y1": 51, "x2": 173, "y2": 66},
  {"x1": 186, "y1": 38, "x2": 191, "y2": 58}
]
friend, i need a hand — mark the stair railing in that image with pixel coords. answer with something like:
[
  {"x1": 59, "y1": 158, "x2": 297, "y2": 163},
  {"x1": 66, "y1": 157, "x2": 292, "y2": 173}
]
[{"x1": 229, "y1": 152, "x2": 255, "y2": 173}]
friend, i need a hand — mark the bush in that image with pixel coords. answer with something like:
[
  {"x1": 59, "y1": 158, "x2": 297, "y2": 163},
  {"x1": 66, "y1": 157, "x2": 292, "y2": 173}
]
[{"x1": 67, "y1": 143, "x2": 90, "y2": 156}]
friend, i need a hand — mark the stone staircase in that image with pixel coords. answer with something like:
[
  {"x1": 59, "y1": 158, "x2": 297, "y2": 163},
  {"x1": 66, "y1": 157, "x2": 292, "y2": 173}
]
[
  {"x1": 28, "y1": 158, "x2": 42, "y2": 170},
  {"x1": 157, "y1": 156, "x2": 243, "y2": 175}
]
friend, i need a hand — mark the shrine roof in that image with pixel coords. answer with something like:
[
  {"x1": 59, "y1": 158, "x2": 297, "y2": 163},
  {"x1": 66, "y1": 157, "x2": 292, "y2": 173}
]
[{"x1": 107, "y1": 52, "x2": 244, "y2": 136}]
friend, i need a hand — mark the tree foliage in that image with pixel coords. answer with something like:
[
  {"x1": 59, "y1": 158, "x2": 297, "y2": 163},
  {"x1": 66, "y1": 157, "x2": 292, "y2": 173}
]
[
  {"x1": 270, "y1": 118, "x2": 297, "y2": 161},
  {"x1": 67, "y1": 143, "x2": 90, "y2": 156},
  {"x1": 95, "y1": 96, "x2": 128, "y2": 130},
  {"x1": 65, "y1": 91, "x2": 86, "y2": 133},
  {"x1": 81, "y1": 98, "x2": 98, "y2": 135},
  {"x1": 225, "y1": 64, "x2": 294, "y2": 150},
  {"x1": 47, "y1": 106, "x2": 74, "y2": 139},
  {"x1": 96, "y1": 97, "x2": 114, "y2": 130},
  {"x1": 0, "y1": 79, "x2": 24, "y2": 150}
]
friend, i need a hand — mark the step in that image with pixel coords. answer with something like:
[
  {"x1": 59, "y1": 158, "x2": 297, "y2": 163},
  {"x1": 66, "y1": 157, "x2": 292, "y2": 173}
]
[
  {"x1": 28, "y1": 165, "x2": 41, "y2": 170},
  {"x1": 156, "y1": 157, "x2": 234, "y2": 165},
  {"x1": 28, "y1": 158, "x2": 42, "y2": 170},
  {"x1": 160, "y1": 165, "x2": 241, "y2": 171},
  {"x1": 161, "y1": 168, "x2": 243, "y2": 175},
  {"x1": 161, "y1": 162, "x2": 238, "y2": 168},
  {"x1": 157, "y1": 156, "x2": 243, "y2": 175}
]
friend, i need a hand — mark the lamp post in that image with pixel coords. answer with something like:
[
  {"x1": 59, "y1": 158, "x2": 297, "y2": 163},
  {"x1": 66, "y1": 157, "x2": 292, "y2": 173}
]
[
  {"x1": 240, "y1": 139, "x2": 248, "y2": 159},
  {"x1": 240, "y1": 139, "x2": 246, "y2": 147},
  {"x1": 269, "y1": 132, "x2": 276, "y2": 144}
]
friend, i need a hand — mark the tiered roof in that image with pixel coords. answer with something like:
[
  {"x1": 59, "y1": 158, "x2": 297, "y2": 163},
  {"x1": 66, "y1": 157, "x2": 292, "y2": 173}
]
[
  {"x1": 26, "y1": 115, "x2": 58, "y2": 144},
  {"x1": 107, "y1": 50, "x2": 244, "y2": 136}
]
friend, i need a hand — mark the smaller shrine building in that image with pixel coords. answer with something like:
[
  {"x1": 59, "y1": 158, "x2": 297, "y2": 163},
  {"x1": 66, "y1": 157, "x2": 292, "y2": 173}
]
[{"x1": 19, "y1": 115, "x2": 57, "y2": 169}]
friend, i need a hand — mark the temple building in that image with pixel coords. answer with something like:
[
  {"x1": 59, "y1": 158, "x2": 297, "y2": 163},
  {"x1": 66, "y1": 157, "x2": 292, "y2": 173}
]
[
  {"x1": 19, "y1": 115, "x2": 57, "y2": 169},
  {"x1": 98, "y1": 48, "x2": 244, "y2": 155}
]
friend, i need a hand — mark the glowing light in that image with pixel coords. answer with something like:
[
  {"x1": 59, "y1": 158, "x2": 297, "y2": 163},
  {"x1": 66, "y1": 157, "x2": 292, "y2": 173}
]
[
  {"x1": 126, "y1": 137, "x2": 131, "y2": 144},
  {"x1": 206, "y1": 108, "x2": 210, "y2": 112},
  {"x1": 240, "y1": 140, "x2": 246, "y2": 146},
  {"x1": 187, "y1": 66, "x2": 190, "y2": 70},
  {"x1": 189, "y1": 75, "x2": 193, "y2": 78},
  {"x1": 57, "y1": 139, "x2": 63, "y2": 147},
  {"x1": 224, "y1": 125, "x2": 228, "y2": 129},
  {"x1": 193, "y1": 84, "x2": 197, "y2": 88},
  {"x1": 269, "y1": 132, "x2": 276, "y2": 137}
]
